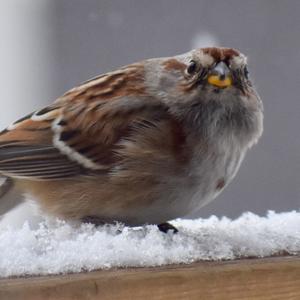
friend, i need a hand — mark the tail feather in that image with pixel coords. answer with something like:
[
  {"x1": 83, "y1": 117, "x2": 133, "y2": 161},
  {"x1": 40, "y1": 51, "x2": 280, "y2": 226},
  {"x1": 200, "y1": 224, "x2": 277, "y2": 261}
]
[{"x1": 0, "y1": 177, "x2": 24, "y2": 216}]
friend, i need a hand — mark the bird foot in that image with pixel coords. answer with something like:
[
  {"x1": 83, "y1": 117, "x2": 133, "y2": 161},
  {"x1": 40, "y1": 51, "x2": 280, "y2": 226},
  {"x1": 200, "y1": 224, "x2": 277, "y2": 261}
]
[
  {"x1": 157, "y1": 222, "x2": 178, "y2": 233},
  {"x1": 82, "y1": 217, "x2": 179, "y2": 234}
]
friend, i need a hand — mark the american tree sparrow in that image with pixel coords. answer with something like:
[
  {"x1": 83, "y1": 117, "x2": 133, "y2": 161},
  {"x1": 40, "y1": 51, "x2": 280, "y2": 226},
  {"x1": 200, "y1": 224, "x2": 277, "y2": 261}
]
[{"x1": 0, "y1": 47, "x2": 263, "y2": 232}]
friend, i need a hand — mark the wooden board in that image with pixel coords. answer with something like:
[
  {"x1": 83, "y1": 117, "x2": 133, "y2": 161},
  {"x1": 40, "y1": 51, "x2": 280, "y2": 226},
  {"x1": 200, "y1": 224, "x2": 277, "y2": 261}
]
[{"x1": 1, "y1": 256, "x2": 300, "y2": 300}]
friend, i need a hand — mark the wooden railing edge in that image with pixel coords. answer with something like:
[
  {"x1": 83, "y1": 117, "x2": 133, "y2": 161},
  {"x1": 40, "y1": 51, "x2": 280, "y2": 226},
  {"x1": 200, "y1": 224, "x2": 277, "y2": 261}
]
[{"x1": 1, "y1": 256, "x2": 300, "y2": 300}]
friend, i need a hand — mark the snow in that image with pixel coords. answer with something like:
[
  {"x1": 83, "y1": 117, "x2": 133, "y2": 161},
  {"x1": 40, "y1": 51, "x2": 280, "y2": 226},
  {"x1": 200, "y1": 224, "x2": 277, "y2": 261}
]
[
  {"x1": 0, "y1": 201, "x2": 43, "y2": 230},
  {"x1": 0, "y1": 211, "x2": 299, "y2": 278}
]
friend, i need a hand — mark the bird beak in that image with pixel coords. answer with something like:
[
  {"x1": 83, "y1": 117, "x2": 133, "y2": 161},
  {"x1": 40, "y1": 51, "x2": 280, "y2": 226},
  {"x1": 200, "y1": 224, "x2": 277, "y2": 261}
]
[{"x1": 207, "y1": 61, "x2": 232, "y2": 88}]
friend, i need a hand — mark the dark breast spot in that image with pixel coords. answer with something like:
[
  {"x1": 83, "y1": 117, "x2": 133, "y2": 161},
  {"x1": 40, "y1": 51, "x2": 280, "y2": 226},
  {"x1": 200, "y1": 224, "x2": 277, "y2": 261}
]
[{"x1": 216, "y1": 178, "x2": 226, "y2": 190}]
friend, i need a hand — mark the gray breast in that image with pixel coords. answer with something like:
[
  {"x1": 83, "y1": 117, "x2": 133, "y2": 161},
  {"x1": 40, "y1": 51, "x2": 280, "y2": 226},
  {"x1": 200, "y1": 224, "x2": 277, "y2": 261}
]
[{"x1": 177, "y1": 136, "x2": 247, "y2": 215}]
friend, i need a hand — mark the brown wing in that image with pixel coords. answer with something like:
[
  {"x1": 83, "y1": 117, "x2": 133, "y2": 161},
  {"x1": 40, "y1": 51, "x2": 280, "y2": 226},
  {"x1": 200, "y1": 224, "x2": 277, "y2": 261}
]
[
  {"x1": 0, "y1": 101, "x2": 167, "y2": 180},
  {"x1": 0, "y1": 106, "x2": 83, "y2": 179},
  {"x1": 0, "y1": 64, "x2": 167, "y2": 180}
]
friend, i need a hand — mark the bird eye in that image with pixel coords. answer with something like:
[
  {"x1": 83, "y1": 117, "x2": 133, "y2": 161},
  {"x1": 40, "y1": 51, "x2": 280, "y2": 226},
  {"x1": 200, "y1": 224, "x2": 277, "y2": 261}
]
[
  {"x1": 244, "y1": 66, "x2": 249, "y2": 79},
  {"x1": 187, "y1": 60, "x2": 197, "y2": 75}
]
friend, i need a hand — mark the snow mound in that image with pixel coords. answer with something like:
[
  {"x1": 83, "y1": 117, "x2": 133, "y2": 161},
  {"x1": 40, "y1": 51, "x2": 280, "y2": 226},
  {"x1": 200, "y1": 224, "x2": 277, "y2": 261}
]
[{"x1": 0, "y1": 211, "x2": 300, "y2": 278}]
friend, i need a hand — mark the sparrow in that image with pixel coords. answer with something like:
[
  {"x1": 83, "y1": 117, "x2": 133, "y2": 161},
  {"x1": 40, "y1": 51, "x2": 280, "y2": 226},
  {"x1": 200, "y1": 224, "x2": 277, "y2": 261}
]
[{"x1": 0, "y1": 47, "x2": 263, "y2": 232}]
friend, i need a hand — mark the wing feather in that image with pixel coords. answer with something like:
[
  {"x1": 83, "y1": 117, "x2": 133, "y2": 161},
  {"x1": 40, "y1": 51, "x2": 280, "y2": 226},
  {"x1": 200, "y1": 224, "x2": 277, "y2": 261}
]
[
  {"x1": 0, "y1": 65, "x2": 168, "y2": 180},
  {"x1": 0, "y1": 102, "x2": 167, "y2": 179}
]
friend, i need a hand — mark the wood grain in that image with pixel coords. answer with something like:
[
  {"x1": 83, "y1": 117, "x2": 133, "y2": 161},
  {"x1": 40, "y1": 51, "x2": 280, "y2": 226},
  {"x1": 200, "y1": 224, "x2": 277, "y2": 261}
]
[{"x1": 1, "y1": 256, "x2": 300, "y2": 300}]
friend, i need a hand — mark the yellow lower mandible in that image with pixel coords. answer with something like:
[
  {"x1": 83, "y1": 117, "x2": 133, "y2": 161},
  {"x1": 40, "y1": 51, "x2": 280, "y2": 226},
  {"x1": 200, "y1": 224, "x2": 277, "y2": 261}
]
[{"x1": 207, "y1": 75, "x2": 232, "y2": 88}]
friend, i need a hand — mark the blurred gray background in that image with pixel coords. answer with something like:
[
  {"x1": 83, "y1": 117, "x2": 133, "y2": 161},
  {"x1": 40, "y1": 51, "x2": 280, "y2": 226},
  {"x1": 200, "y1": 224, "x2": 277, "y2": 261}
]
[{"x1": 0, "y1": 0, "x2": 299, "y2": 220}]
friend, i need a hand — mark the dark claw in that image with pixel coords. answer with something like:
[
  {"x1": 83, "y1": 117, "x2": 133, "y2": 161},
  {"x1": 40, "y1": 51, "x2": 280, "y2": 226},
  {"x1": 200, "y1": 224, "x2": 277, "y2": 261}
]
[{"x1": 157, "y1": 222, "x2": 178, "y2": 234}]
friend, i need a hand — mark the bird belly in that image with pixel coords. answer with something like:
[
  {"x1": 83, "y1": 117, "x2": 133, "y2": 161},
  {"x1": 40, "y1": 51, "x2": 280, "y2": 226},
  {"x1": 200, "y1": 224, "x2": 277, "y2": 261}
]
[
  {"x1": 182, "y1": 145, "x2": 245, "y2": 215},
  {"x1": 105, "y1": 142, "x2": 245, "y2": 225},
  {"x1": 18, "y1": 142, "x2": 246, "y2": 226}
]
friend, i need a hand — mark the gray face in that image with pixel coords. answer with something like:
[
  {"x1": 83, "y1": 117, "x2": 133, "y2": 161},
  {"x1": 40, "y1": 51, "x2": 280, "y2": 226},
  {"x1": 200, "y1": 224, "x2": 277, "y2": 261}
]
[
  {"x1": 148, "y1": 48, "x2": 255, "y2": 104},
  {"x1": 146, "y1": 47, "x2": 263, "y2": 144}
]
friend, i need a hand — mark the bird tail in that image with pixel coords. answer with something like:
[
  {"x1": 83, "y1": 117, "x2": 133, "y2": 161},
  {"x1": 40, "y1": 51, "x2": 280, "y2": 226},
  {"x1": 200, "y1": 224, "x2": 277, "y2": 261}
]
[{"x1": 0, "y1": 176, "x2": 24, "y2": 216}]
